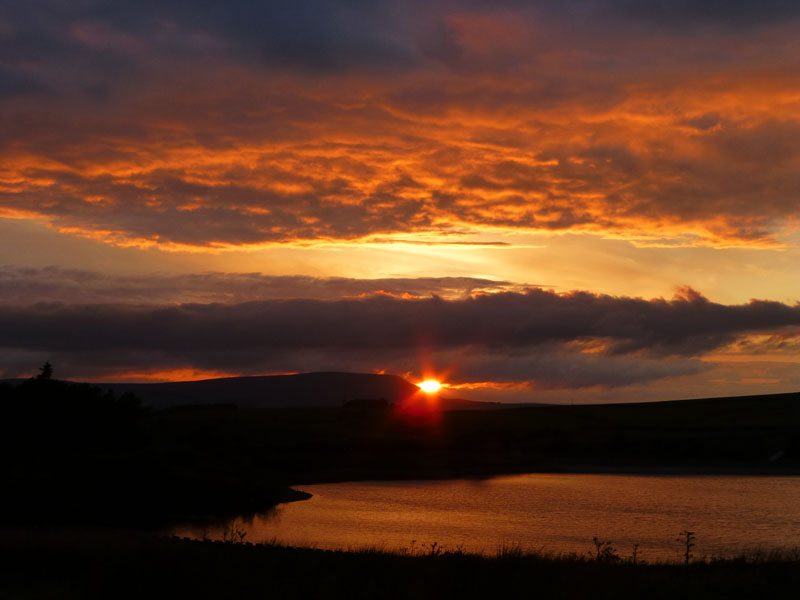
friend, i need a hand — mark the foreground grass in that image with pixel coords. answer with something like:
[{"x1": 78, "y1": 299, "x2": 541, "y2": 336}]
[{"x1": 2, "y1": 530, "x2": 799, "y2": 599}]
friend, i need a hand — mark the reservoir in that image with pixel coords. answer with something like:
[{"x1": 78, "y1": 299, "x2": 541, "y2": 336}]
[{"x1": 172, "y1": 474, "x2": 800, "y2": 562}]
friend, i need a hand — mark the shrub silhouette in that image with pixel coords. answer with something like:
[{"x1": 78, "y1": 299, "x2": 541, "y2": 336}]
[
  {"x1": 677, "y1": 530, "x2": 696, "y2": 566},
  {"x1": 591, "y1": 537, "x2": 620, "y2": 562}
]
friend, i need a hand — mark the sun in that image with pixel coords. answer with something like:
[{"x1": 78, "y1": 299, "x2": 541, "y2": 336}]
[{"x1": 418, "y1": 379, "x2": 442, "y2": 393}]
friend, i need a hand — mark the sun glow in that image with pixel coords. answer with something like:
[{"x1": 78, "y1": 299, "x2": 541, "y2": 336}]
[{"x1": 418, "y1": 379, "x2": 442, "y2": 393}]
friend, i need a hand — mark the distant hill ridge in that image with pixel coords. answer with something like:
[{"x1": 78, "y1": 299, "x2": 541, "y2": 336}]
[
  {"x1": 94, "y1": 372, "x2": 504, "y2": 411},
  {"x1": 5, "y1": 373, "x2": 799, "y2": 416}
]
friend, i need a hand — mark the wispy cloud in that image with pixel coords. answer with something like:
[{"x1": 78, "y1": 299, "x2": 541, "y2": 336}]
[{"x1": 0, "y1": 266, "x2": 517, "y2": 304}]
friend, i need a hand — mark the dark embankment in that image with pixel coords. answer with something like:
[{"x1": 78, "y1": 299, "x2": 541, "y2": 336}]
[
  {"x1": 0, "y1": 378, "x2": 307, "y2": 528},
  {"x1": 1, "y1": 531, "x2": 798, "y2": 600}
]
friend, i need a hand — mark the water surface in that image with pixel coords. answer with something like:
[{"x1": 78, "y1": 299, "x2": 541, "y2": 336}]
[{"x1": 172, "y1": 474, "x2": 800, "y2": 561}]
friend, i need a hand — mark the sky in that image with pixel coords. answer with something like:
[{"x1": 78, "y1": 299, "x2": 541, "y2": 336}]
[{"x1": 2, "y1": 0, "x2": 800, "y2": 403}]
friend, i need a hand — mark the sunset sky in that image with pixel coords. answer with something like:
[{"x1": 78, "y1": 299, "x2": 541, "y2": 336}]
[{"x1": 3, "y1": 1, "x2": 800, "y2": 403}]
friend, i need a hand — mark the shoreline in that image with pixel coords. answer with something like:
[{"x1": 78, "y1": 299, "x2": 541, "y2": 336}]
[
  {"x1": 167, "y1": 463, "x2": 800, "y2": 530},
  {"x1": 286, "y1": 461, "x2": 800, "y2": 489}
]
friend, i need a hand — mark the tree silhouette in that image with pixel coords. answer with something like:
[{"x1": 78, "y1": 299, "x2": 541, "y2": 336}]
[{"x1": 36, "y1": 361, "x2": 53, "y2": 380}]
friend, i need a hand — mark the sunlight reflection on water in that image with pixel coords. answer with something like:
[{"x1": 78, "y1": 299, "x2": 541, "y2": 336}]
[{"x1": 171, "y1": 474, "x2": 800, "y2": 561}]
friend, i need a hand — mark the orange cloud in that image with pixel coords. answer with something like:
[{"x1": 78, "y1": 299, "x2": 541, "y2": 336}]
[
  {"x1": 4, "y1": 3, "x2": 800, "y2": 251},
  {"x1": 80, "y1": 368, "x2": 239, "y2": 383}
]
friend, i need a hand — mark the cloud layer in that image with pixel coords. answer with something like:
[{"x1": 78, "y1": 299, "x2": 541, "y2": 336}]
[
  {"x1": 3, "y1": 2, "x2": 800, "y2": 248},
  {"x1": 2, "y1": 284, "x2": 798, "y2": 390},
  {"x1": 0, "y1": 266, "x2": 516, "y2": 304}
]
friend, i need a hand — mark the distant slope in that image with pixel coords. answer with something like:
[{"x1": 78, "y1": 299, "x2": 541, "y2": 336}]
[
  {"x1": 5, "y1": 374, "x2": 798, "y2": 418},
  {"x1": 96, "y1": 372, "x2": 422, "y2": 409},
  {"x1": 559, "y1": 391, "x2": 800, "y2": 429},
  {"x1": 437, "y1": 397, "x2": 505, "y2": 411},
  {"x1": 91, "y1": 372, "x2": 501, "y2": 410},
  {"x1": 2, "y1": 372, "x2": 504, "y2": 410}
]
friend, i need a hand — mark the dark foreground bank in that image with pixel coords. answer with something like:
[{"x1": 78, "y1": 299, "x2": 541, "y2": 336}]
[
  {"x1": 2, "y1": 531, "x2": 798, "y2": 600},
  {"x1": 3, "y1": 375, "x2": 800, "y2": 527}
]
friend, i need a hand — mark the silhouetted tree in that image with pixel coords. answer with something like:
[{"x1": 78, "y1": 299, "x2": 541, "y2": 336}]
[{"x1": 36, "y1": 361, "x2": 53, "y2": 380}]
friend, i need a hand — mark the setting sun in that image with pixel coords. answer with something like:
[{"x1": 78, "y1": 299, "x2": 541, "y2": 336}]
[{"x1": 418, "y1": 380, "x2": 442, "y2": 393}]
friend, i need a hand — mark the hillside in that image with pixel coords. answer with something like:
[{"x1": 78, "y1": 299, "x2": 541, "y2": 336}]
[
  {"x1": 97, "y1": 372, "x2": 417, "y2": 409},
  {"x1": 95, "y1": 372, "x2": 502, "y2": 411}
]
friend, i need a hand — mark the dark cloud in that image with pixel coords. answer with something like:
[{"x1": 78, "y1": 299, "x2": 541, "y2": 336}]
[
  {"x1": 0, "y1": 65, "x2": 50, "y2": 97},
  {"x1": 591, "y1": 0, "x2": 800, "y2": 29},
  {"x1": 416, "y1": 347, "x2": 708, "y2": 389},
  {"x1": 410, "y1": 0, "x2": 800, "y2": 29},
  {"x1": 679, "y1": 113, "x2": 722, "y2": 131},
  {"x1": 1, "y1": 288, "x2": 798, "y2": 387},
  {"x1": 0, "y1": 1, "x2": 419, "y2": 76}
]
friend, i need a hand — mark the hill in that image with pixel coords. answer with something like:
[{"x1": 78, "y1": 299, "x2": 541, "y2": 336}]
[{"x1": 95, "y1": 372, "x2": 503, "y2": 411}]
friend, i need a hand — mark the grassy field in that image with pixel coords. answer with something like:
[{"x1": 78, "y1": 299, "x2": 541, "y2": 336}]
[
  {"x1": 2, "y1": 530, "x2": 798, "y2": 599},
  {"x1": 145, "y1": 391, "x2": 800, "y2": 488}
]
